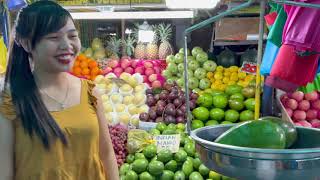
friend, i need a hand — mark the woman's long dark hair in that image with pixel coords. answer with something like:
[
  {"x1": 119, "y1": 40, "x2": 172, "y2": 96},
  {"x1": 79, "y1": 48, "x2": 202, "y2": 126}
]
[{"x1": 5, "y1": 1, "x2": 73, "y2": 149}]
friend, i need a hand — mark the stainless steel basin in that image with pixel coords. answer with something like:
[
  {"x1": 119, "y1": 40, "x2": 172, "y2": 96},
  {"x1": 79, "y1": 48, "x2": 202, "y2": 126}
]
[{"x1": 190, "y1": 124, "x2": 320, "y2": 180}]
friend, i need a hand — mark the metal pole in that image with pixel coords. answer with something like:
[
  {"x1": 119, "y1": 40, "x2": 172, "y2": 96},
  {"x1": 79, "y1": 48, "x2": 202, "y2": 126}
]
[
  {"x1": 121, "y1": 19, "x2": 126, "y2": 57},
  {"x1": 183, "y1": 35, "x2": 192, "y2": 135},
  {"x1": 273, "y1": 0, "x2": 320, "y2": 8},
  {"x1": 185, "y1": 0, "x2": 253, "y2": 34},
  {"x1": 1, "y1": 2, "x2": 9, "y2": 47},
  {"x1": 254, "y1": 0, "x2": 266, "y2": 120},
  {"x1": 183, "y1": 0, "x2": 254, "y2": 134}
]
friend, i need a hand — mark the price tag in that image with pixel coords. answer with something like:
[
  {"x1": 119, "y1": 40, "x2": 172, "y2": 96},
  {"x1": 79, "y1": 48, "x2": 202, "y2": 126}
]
[
  {"x1": 241, "y1": 61, "x2": 257, "y2": 75},
  {"x1": 154, "y1": 135, "x2": 180, "y2": 153}
]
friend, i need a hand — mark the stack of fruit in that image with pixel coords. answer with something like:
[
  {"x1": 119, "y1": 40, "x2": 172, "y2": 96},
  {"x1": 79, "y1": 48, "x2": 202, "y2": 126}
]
[
  {"x1": 109, "y1": 123, "x2": 128, "y2": 167},
  {"x1": 93, "y1": 73, "x2": 149, "y2": 127},
  {"x1": 139, "y1": 83, "x2": 198, "y2": 124},
  {"x1": 103, "y1": 59, "x2": 166, "y2": 88},
  {"x1": 133, "y1": 23, "x2": 174, "y2": 60},
  {"x1": 191, "y1": 84, "x2": 256, "y2": 130},
  {"x1": 83, "y1": 37, "x2": 122, "y2": 68},
  {"x1": 71, "y1": 54, "x2": 102, "y2": 81},
  {"x1": 162, "y1": 47, "x2": 218, "y2": 91},
  {"x1": 120, "y1": 123, "x2": 234, "y2": 180},
  {"x1": 281, "y1": 91, "x2": 320, "y2": 128},
  {"x1": 206, "y1": 66, "x2": 258, "y2": 92}
]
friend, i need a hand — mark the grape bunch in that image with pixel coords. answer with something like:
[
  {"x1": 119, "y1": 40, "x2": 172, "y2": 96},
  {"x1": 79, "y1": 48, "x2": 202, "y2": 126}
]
[
  {"x1": 108, "y1": 124, "x2": 128, "y2": 166},
  {"x1": 139, "y1": 83, "x2": 198, "y2": 124}
]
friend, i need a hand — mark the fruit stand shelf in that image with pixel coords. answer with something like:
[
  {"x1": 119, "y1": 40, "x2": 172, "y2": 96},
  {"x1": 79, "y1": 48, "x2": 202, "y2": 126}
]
[
  {"x1": 213, "y1": 40, "x2": 261, "y2": 46},
  {"x1": 63, "y1": 3, "x2": 167, "y2": 12},
  {"x1": 69, "y1": 10, "x2": 194, "y2": 19}
]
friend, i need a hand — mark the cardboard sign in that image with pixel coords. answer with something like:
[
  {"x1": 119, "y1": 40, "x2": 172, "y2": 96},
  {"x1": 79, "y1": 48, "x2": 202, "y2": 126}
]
[
  {"x1": 241, "y1": 61, "x2": 257, "y2": 75},
  {"x1": 154, "y1": 134, "x2": 180, "y2": 153}
]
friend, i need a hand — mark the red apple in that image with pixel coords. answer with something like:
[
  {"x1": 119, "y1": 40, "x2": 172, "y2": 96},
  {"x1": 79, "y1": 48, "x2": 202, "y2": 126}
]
[
  {"x1": 148, "y1": 74, "x2": 158, "y2": 82},
  {"x1": 134, "y1": 66, "x2": 145, "y2": 75},
  {"x1": 114, "y1": 67, "x2": 124, "y2": 75},
  {"x1": 144, "y1": 61, "x2": 153, "y2": 68},
  {"x1": 131, "y1": 59, "x2": 140, "y2": 68},
  {"x1": 108, "y1": 59, "x2": 119, "y2": 68},
  {"x1": 154, "y1": 66, "x2": 161, "y2": 74},
  {"x1": 120, "y1": 59, "x2": 132, "y2": 69},
  {"x1": 124, "y1": 67, "x2": 134, "y2": 74},
  {"x1": 152, "y1": 80, "x2": 162, "y2": 88},
  {"x1": 142, "y1": 75, "x2": 148, "y2": 82},
  {"x1": 102, "y1": 67, "x2": 113, "y2": 75},
  {"x1": 145, "y1": 68, "x2": 155, "y2": 76}
]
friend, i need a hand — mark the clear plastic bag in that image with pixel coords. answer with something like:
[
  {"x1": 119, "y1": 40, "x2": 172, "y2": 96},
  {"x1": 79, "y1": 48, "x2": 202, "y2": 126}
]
[{"x1": 127, "y1": 129, "x2": 155, "y2": 154}]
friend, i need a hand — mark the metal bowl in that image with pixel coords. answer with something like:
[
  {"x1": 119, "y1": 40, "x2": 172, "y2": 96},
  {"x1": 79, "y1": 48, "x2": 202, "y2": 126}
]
[{"x1": 190, "y1": 124, "x2": 320, "y2": 180}]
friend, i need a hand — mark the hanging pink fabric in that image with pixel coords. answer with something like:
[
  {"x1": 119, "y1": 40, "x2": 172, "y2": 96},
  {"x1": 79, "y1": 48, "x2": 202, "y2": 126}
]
[
  {"x1": 282, "y1": 0, "x2": 320, "y2": 52},
  {"x1": 266, "y1": 44, "x2": 319, "y2": 92}
]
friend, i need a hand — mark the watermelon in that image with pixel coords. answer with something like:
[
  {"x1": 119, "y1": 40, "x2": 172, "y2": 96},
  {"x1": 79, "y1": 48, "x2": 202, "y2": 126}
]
[
  {"x1": 215, "y1": 120, "x2": 286, "y2": 149},
  {"x1": 259, "y1": 116, "x2": 297, "y2": 148}
]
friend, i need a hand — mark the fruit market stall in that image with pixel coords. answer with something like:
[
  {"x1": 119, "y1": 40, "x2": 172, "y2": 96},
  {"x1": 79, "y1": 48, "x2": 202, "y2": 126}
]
[{"x1": 5, "y1": 0, "x2": 320, "y2": 179}]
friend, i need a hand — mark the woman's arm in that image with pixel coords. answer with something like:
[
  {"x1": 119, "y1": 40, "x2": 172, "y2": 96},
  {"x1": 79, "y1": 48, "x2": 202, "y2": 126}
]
[
  {"x1": 0, "y1": 115, "x2": 14, "y2": 180},
  {"x1": 93, "y1": 90, "x2": 119, "y2": 180}
]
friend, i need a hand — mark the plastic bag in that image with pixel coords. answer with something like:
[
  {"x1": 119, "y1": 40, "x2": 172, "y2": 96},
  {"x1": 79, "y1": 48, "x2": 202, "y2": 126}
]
[
  {"x1": 260, "y1": 40, "x2": 279, "y2": 75},
  {"x1": 266, "y1": 44, "x2": 319, "y2": 92},
  {"x1": 127, "y1": 129, "x2": 155, "y2": 154},
  {"x1": 0, "y1": 37, "x2": 7, "y2": 74},
  {"x1": 282, "y1": 0, "x2": 320, "y2": 52}
]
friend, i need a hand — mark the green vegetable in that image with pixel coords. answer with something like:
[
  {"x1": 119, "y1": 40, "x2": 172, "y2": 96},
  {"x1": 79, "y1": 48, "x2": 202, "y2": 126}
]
[{"x1": 215, "y1": 120, "x2": 286, "y2": 149}]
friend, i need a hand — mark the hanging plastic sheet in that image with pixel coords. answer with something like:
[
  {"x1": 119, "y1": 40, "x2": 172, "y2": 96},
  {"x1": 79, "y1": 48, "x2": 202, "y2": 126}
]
[
  {"x1": 0, "y1": 36, "x2": 7, "y2": 74},
  {"x1": 282, "y1": 0, "x2": 320, "y2": 52},
  {"x1": 260, "y1": 4, "x2": 287, "y2": 75},
  {"x1": 266, "y1": 44, "x2": 319, "y2": 92},
  {"x1": 298, "y1": 60, "x2": 320, "y2": 93},
  {"x1": 260, "y1": 40, "x2": 280, "y2": 75}
]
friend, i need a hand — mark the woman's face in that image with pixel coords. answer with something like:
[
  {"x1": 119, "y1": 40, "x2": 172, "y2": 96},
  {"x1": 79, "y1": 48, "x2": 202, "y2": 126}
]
[{"x1": 30, "y1": 18, "x2": 81, "y2": 73}]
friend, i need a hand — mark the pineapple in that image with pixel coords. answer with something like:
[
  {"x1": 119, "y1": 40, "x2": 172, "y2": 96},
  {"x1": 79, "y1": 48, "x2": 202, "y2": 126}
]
[
  {"x1": 122, "y1": 35, "x2": 136, "y2": 58},
  {"x1": 95, "y1": 36, "x2": 120, "y2": 69},
  {"x1": 106, "y1": 36, "x2": 121, "y2": 60},
  {"x1": 135, "y1": 42, "x2": 147, "y2": 60},
  {"x1": 146, "y1": 25, "x2": 159, "y2": 60},
  {"x1": 158, "y1": 23, "x2": 174, "y2": 59},
  {"x1": 133, "y1": 23, "x2": 146, "y2": 59}
]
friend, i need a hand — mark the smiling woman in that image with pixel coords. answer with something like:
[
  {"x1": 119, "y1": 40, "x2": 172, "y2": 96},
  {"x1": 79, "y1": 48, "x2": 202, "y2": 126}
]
[{"x1": 0, "y1": 1, "x2": 118, "y2": 180}]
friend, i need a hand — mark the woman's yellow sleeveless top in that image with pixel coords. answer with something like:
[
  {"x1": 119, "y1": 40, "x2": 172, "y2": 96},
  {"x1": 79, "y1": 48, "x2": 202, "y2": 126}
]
[{"x1": 0, "y1": 80, "x2": 106, "y2": 180}]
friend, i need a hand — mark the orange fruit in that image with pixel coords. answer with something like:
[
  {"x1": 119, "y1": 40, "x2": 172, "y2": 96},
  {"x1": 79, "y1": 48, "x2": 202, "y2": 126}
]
[
  {"x1": 90, "y1": 76, "x2": 96, "y2": 81},
  {"x1": 88, "y1": 61, "x2": 98, "y2": 69},
  {"x1": 74, "y1": 61, "x2": 80, "y2": 67},
  {"x1": 77, "y1": 54, "x2": 87, "y2": 62},
  {"x1": 80, "y1": 61, "x2": 88, "y2": 69},
  {"x1": 84, "y1": 75, "x2": 91, "y2": 79},
  {"x1": 82, "y1": 68, "x2": 90, "y2": 75},
  {"x1": 73, "y1": 67, "x2": 82, "y2": 76},
  {"x1": 90, "y1": 67, "x2": 100, "y2": 76}
]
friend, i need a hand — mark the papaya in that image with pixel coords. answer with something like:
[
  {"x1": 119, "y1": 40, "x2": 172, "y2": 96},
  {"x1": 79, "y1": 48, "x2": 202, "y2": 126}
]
[
  {"x1": 214, "y1": 120, "x2": 286, "y2": 149},
  {"x1": 259, "y1": 116, "x2": 297, "y2": 148}
]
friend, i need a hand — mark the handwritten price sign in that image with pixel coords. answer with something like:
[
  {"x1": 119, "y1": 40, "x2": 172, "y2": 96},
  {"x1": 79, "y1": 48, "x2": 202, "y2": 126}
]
[
  {"x1": 241, "y1": 61, "x2": 257, "y2": 75},
  {"x1": 154, "y1": 135, "x2": 180, "y2": 153}
]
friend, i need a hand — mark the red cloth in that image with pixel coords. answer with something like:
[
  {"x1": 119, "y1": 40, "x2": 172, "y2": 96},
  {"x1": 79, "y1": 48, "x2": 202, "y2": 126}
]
[
  {"x1": 264, "y1": 12, "x2": 278, "y2": 26},
  {"x1": 266, "y1": 44, "x2": 319, "y2": 92}
]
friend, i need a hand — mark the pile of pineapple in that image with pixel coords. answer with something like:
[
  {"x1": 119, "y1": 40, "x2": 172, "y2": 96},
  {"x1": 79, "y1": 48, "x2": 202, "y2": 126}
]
[
  {"x1": 134, "y1": 23, "x2": 174, "y2": 60},
  {"x1": 82, "y1": 22, "x2": 174, "y2": 70}
]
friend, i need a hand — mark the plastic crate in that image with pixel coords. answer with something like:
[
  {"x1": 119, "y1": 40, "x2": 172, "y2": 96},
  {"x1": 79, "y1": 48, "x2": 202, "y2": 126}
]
[{"x1": 276, "y1": 90, "x2": 294, "y2": 124}]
